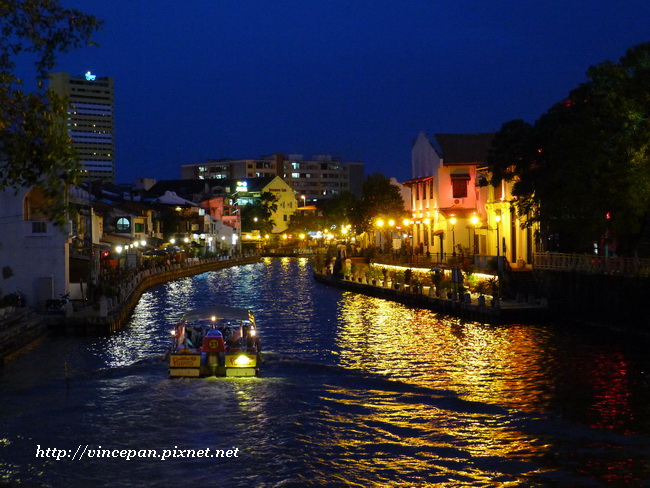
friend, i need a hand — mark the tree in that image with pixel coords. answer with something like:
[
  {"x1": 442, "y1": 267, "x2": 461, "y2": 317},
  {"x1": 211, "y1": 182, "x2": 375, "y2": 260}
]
[
  {"x1": 0, "y1": 0, "x2": 102, "y2": 225},
  {"x1": 351, "y1": 173, "x2": 407, "y2": 235},
  {"x1": 487, "y1": 119, "x2": 533, "y2": 188},
  {"x1": 320, "y1": 191, "x2": 356, "y2": 230},
  {"x1": 240, "y1": 191, "x2": 278, "y2": 233},
  {"x1": 488, "y1": 42, "x2": 650, "y2": 255}
]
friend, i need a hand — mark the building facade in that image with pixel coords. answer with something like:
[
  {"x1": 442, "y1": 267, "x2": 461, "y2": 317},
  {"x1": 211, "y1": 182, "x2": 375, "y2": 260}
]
[
  {"x1": 49, "y1": 71, "x2": 115, "y2": 183},
  {"x1": 404, "y1": 132, "x2": 534, "y2": 266},
  {"x1": 0, "y1": 187, "x2": 70, "y2": 308},
  {"x1": 181, "y1": 153, "x2": 364, "y2": 201}
]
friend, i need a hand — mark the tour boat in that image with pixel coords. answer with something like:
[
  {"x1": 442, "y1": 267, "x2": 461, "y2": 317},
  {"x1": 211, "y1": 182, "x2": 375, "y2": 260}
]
[{"x1": 168, "y1": 305, "x2": 261, "y2": 378}]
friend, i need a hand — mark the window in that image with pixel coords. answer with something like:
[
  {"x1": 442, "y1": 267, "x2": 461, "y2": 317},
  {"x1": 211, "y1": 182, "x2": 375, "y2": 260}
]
[
  {"x1": 134, "y1": 223, "x2": 145, "y2": 233},
  {"x1": 116, "y1": 217, "x2": 130, "y2": 232},
  {"x1": 451, "y1": 177, "x2": 469, "y2": 198},
  {"x1": 32, "y1": 222, "x2": 47, "y2": 233}
]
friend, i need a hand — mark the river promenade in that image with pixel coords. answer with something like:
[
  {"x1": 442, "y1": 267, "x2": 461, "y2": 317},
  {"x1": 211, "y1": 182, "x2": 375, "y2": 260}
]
[
  {"x1": 63, "y1": 255, "x2": 261, "y2": 333},
  {"x1": 313, "y1": 272, "x2": 548, "y2": 323},
  {"x1": 0, "y1": 255, "x2": 260, "y2": 365}
]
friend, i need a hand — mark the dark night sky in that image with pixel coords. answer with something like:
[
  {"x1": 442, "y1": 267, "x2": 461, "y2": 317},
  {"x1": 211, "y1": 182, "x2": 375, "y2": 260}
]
[{"x1": 48, "y1": 1, "x2": 649, "y2": 185}]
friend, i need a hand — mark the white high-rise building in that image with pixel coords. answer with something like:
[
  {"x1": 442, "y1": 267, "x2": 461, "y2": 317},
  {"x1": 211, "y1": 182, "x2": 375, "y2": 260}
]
[{"x1": 49, "y1": 71, "x2": 115, "y2": 183}]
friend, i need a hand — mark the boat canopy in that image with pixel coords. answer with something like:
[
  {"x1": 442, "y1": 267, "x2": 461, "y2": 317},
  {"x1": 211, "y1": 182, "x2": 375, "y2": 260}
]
[{"x1": 179, "y1": 306, "x2": 255, "y2": 326}]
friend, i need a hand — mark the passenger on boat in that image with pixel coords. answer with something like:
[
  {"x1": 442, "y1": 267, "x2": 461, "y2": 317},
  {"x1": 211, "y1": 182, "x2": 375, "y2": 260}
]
[
  {"x1": 187, "y1": 325, "x2": 204, "y2": 350},
  {"x1": 243, "y1": 326, "x2": 260, "y2": 352}
]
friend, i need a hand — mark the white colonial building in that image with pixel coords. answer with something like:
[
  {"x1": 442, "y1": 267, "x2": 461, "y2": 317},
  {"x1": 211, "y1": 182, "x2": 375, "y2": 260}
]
[{"x1": 0, "y1": 187, "x2": 71, "y2": 308}]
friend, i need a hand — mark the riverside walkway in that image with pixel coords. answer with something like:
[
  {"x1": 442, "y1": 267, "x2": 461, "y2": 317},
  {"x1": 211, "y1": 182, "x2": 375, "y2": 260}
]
[
  {"x1": 0, "y1": 256, "x2": 260, "y2": 365},
  {"x1": 313, "y1": 272, "x2": 547, "y2": 323},
  {"x1": 62, "y1": 255, "x2": 261, "y2": 333}
]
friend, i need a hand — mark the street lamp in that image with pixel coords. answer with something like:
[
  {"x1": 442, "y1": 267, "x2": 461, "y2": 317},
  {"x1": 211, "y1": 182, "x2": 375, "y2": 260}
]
[
  {"x1": 494, "y1": 214, "x2": 501, "y2": 257},
  {"x1": 301, "y1": 194, "x2": 306, "y2": 207},
  {"x1": 402, "y1": 218, "x2": 413, "y2": 262},
  {"x1": 449, "y1": 215, "x2": 457, "y2": 256}
]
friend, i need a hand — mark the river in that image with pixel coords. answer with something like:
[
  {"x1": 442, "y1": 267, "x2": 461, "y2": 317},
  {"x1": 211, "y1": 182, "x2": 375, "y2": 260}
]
[{"x1": 1, "y1": 257, "x2": 650, "y2": 487}]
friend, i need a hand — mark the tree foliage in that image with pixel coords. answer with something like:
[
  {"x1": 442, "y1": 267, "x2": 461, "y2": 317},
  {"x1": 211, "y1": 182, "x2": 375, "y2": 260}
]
[
  {"x1": 320, "y1": 191, "x2": 356, "y2": 230},
  {"x1": 240, "y1": 191, "x2": 278, "y2": 233},
  {"x1": 488, "y1": 42, "x2": 650, "y2": 255},
  {"x1": 0, "y1": 0, "x2": 102, "y2": 225},
  {"x1": 350, "y1": 173, "x2": 407, "y2": 234}
]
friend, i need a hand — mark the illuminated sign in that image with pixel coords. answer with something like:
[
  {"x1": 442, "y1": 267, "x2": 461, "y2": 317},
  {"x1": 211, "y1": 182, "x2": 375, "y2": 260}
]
[
  {"x1": 226, "y1": 354, "x2": 257, "y2": 368},
  {"x1": 85, "y1": 71, "x2": 96, "y2": 81},
  {"x1": 170, "y1": 354, "x2": 201, "y2": 368},
  {"x1": 236, "y1": 181, "x2": 248, "y2": 192}
]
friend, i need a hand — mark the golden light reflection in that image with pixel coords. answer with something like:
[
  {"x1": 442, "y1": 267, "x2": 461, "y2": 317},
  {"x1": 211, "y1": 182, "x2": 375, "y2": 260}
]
[
  {"x1": 335, "y1": 292, "x2": 555, "y2": 411},
  {"x1": 327, "y1": 292, "x2": 559, "y2": 469}
]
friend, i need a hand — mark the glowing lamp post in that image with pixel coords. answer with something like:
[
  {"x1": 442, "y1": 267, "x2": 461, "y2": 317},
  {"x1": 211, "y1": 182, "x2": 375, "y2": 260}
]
[
  {"x1": 494, "y1": 214, "x2": 501, "y2": 257},
  {"x1": 449, "y1": 215, "x2": 457, "y2": 256}
]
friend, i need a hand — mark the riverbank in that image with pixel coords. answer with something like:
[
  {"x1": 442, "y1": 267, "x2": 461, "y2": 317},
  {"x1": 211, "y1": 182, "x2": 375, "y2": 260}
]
[
  {"x1": 0, "y1": 308, "x2": 46, "y2": 366},
  {"x1": 61, "y1": 256, "x2": 261, "y2": 334},
  {"x1": 0, "y1": 256, "x2": 260, "y2": 366},
  {"x1": 313, "y1": 272, "x2": 547, "y2": 323}
]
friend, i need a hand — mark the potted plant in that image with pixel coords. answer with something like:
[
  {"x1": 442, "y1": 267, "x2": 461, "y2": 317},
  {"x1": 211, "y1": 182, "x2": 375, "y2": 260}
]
[
  {"x1": 488, "y1": 277, "x2": 499, "y2": 306},
  {"x1": 475, "y1": 279, "x2": 489, "y2": 307},
  {"x1": 411, "y1": 275, "x2": 421, "y2": 294},
  {"x1": 394, "y1": 270, "x2": 405, "y2": 290},
  {"x1": 430, "y1": 268, "x2": 443, "y2": 296},
  {"x1": 404, "y1": 268, "x2": 412, "y2": 291},
  {"x1": 420, "y1": 274, "x2": 433, "y2": 296},
  {"x1": 366, "y1": 267, "x2": 379, "y2": 286}
]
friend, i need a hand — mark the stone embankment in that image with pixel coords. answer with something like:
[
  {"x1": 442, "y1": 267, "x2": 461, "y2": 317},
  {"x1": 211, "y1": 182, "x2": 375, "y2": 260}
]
[
  {"x1": 0, "y1": 256, "x2": 260, "y2": 365},
  {"x1": 0, "y1": 308, "x2": 46, "y2": 366},
  {"x1": 63, "y1": 256, "x2": 261, "y2": 334}
]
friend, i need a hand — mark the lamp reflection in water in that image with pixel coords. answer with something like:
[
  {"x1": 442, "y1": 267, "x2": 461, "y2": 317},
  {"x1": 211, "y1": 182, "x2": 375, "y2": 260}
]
[{"x1": 325, "y1": 292, "x2": 555, "y2": 477}]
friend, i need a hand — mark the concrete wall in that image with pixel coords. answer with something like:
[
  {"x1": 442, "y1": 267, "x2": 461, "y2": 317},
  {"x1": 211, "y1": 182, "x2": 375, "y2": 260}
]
[
  {"x1": 535, "y1": 269, "x2": 650, "y2": 328},
  {"x1": 0, "y1": 188, "x2": 69, "y2": 308}
]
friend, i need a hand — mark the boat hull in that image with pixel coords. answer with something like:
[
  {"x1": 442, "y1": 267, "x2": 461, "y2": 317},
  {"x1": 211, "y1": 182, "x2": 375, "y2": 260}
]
[{"x1": 169, "y1": 352, "x2": 259, "y2": 378}]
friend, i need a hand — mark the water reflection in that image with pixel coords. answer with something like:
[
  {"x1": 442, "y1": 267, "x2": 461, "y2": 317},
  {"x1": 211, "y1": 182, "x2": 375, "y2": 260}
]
[
  {"x1": 2, "y1": 258, "x2": 650, "y2": 486},
  {"x1": 335, "y1": 293, "x2": 556, "y2": 412}
]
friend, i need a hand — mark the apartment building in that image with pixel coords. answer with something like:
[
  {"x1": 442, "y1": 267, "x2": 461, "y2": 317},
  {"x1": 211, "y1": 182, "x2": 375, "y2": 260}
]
[{"x1": 181, "y1": 153, "x2": 364, "y2": 202}]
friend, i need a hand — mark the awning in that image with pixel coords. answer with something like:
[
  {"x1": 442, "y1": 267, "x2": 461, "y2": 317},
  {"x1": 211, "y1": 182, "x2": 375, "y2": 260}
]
[{"x1": 100, "y1": 234, "x2": 133, "y2": 246}]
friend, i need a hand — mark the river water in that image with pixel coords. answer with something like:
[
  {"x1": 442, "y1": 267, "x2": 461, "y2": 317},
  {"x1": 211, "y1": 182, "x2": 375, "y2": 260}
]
[{"x1": 2, "y1": 257, "x2": 650, "y2": 487}]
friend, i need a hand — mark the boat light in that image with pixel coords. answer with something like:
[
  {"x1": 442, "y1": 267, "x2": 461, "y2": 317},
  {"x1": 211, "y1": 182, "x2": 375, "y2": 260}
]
[
  {"x1": 250, "y1": 329, "x2": 256, "y2": 337},
  {"x1": 170, "y1": 329, "x2": 177, "y2": 337},
  {"x1": 234, "y1": 355, "x2": 251, "y2": 366}
]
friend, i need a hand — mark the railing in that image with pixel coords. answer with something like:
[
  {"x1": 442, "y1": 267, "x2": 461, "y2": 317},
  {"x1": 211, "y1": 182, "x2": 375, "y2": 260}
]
[
  {"x1": 533, "y1": 252, "x2": 650, "y2": 276},
  {"x1": 371, "y1": 252, "x2": 497, "y2": 271}
]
